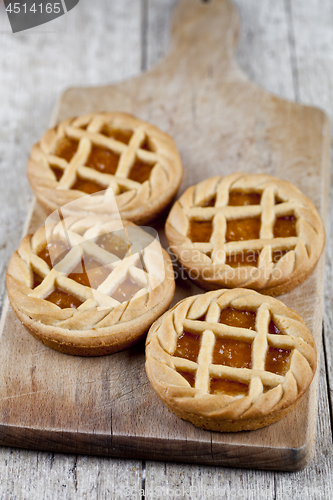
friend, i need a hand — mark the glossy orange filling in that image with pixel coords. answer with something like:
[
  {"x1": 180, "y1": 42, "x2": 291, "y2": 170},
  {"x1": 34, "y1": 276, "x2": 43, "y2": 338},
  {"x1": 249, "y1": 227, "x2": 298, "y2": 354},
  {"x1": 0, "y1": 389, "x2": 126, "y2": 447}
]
[
  {"x1": 228, "y1": 192, "x2": 261, "y2": 206},
  {"x1": 225, "y1": 218, "x2": 261, "y2": 242},
  {"x1": 225, "y1": 250, "x2": 259, "y2": 267},
  {"x1": 101, "y1": 127, "x2": 132, "y2": 144},
  {"x1": 128, "y1": 159, "x2": 154, "y2": 183},
  {"x1": 273, "y1": 216, "x2": 296, "y2": 238},
  {"x1": 210, "y1": 378, "x2": 248, "y2": 396},
  {"x1": 33, "y1": 272, "x2": 43, "y2": 289},
  {"x1": 45, "y1": 287, "x2": 83, "y2": 309},
  {"x1": 54, "y1": 137, "x2": 79, "y2": 162},
  {"x1": 188, "y1": 220, "x2": 213, "y2": 243},
  {"x1": 96, "y1": 233, "x2": 129, "y2": 259},
  {"x1": 212, "y1": 338, "x2": 252, "y2": 368},
  {"x1": 68, "y1": 256, "x2": 110, "y2": 289},
  {"x1": 111, "y1": 277, "x2": 142, "y2": 303},
  {"x1": 140, "y1": 137, "x2": 154, "y2": 151},
  {"x1": 50, "y1": 165, "x2": 64, "y2": 181},
  {"x1": 200, "y1": 196, "x2": 216, "y2": 207},
  {"x1": 87, "y1": 145, "x2": 120, "y2": 175},
  {"x1": 38, "y1": 240, "x2": 70, "y2": 268},
  {"x1": 219, "y1": 307, "x2": 256, "y2": 330},
  {"x1": 72, "y1": 177, "x2": 104, "y2": 194},
  {"x1": 265, "y1": 347, "x2": 291, "y2": 375},
  {"x1": 174, "y1": 331, "x2": 201, "y2": 362},
  {"x1": 177, "y1": 370, "x2": 196, "y2": 387},
  {"x1": 269, "y1": 320, "x2": 282, "y2": 335}
]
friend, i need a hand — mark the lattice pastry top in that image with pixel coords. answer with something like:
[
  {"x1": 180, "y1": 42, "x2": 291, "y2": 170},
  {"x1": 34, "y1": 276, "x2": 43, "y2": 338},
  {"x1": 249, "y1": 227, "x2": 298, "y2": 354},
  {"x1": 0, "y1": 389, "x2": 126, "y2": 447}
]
[
  {"x1": 27, "y1": 112, "x2": 183, "y2": 224},
  {"x1": 6, "y1": 215, "x2": 175, "y2": 356},
  {"x1": 165, "y1": 173, "x2": 325, "y2": 296},
  {"x1": 145, "y1": 288, "x2": 316, "y2": 432}
]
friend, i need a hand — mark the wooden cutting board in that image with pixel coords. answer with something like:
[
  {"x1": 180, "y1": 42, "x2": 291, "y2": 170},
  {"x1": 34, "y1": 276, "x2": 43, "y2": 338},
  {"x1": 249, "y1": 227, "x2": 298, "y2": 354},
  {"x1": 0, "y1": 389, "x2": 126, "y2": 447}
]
[{"x1": 0, "y1": 0, "x2": 329, "y2": 471}]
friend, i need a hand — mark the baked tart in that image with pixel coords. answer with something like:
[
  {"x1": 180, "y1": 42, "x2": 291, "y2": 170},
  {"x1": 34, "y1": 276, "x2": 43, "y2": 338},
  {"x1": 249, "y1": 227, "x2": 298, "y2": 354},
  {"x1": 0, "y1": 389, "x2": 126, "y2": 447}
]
[
  {"x1": 6, "y1": 216, "x2": 175, "y2": 356},
  {"x1": 165, "y1": 173, "x2": 325, "y2": 295},
  {"x1": 146, "y1": 288, "x2": 317, "y2": 432},
  {"x1": 27, "y1": 112, "x2": 183, "y2": 224}
]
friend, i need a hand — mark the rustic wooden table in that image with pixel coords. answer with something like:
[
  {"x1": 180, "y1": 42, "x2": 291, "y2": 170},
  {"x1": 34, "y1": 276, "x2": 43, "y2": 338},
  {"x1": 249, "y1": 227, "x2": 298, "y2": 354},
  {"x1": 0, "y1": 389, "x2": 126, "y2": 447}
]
[{"x1": 0, "y1": 0, "x2": 332, "y2": 498}]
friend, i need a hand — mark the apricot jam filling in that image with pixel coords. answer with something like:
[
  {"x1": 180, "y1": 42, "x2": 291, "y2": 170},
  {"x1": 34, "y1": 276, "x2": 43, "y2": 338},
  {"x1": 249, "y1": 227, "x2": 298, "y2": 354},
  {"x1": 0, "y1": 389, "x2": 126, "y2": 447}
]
[
  {"x1": 188, "y1": 220, "x2": 213, "y2": 243},
  {"x1": 101, "y1": 127, "x2": 133, "y2": 144},
  {"x1": 128, "y1": 159, "x2": 154, "y2": 183},
  {"x1": 54, "y1": 137, "x2": 79, "y2": 162},
  {"x1": 96, "y1": 233, "x2": 129, "y2": 259},
  {"x1": 219, "y1": 307, "x2": 256, "y2": 330},
  {"x1": 38, "y1": 240, "x2": 70, "y2": 268},
  {"x1": 33, "y1": 272, "x2": 43, "y2": 289},
  {"x1": 226, "y1": 250, "x2": 259, "y2": 267},
  {"x1": 68, "y1": 256, "x2": 110, "y2": 289},
  {"x1": 87, "y1": 145, "x2": 120, "y2": 175},
  {"x1": 210, "y1": 378, "x2": 248, "y2": 396},
  {"x1": 200, "y1": 196, "x2": 216, "y2": 207},
  {"x1": 177, "y1": 370, "x2": 196, "y2": 388},
  {"x1": 174, "y1": 332, "x2": 201, "y2": 362},
  {"x1": 272, "y1": 250, "x2": 289, "y2": 263},
  {"x1": 225, "y1": 218, "x2": 261, "y2": 242},
  {"x1": 50, "y1": 165, "x2": 64, "y2": 181},
  {"x1": 212, "y1": 338, "x2": 252, "y2": 368},
  {"x1": 111, "y1": 277, "x2": 142, "y2": 303},
  {"x1": 265, "y1": 347, "x2": 291, "y2": 375},
  {"x1": 273, "y1": 215, "x2": 297, "y2": 238},
  {"x1": 45, "y1": 287, "x2": 83, "y2": 309},
  {"x1": 228, "y1": 191, "x2": 261, "y2": 206},
  {"x1": 269, "y1": 320, "x2": 282, "y2": 335},
  {"x1": 72, "y1": 177, "x2": 104, "y2": 194},
  {"x1": 140, "y1": 137, "x2": 154, "y2": 151}
]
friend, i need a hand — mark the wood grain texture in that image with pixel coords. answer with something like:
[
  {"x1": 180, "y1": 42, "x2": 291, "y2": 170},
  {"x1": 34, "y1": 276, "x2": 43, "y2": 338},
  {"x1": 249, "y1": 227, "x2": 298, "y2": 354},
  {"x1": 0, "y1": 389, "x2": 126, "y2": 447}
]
[
  {"x1": 0, "y1": 0, "x2": 144, "y2": 497},
  {"x1": 0, "y1": 0, "x2": 329, "y2": 474},
  {"x1": 1, "y1": 0, "x2": 333, "y2": 497},
  {"x1": 147, "y1": 0, "x2": 333, "y2": 496},
  {"x1": 292, "y1": 0, "x2": 333, "y2": 425},
  {"x1": 144, "y1": 0, "x2": 289, "y2": 490}
]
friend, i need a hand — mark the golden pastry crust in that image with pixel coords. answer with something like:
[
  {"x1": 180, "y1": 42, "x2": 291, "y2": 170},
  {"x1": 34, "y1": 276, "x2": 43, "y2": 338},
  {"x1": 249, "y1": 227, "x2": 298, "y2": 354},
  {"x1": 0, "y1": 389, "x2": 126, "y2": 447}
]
[
  {"x1": 165, "y1": 173, "x2": 325, "y2": 296},
  {"x1": 27, "y1": 112, "x2": 183, "y2": 224},
  {"x1": 145, "y1": 288, "x2": 317, "y2": 432},
  {"x1": 6, "y1": 217, "x2": 175, "y2": 356}
]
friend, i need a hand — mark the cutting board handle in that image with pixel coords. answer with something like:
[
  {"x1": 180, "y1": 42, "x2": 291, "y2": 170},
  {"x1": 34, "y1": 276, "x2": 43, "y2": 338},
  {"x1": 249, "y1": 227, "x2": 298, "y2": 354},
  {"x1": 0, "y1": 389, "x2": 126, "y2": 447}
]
[{"x1": 165, "y1": 0, "x2": 240, "y2": 77}]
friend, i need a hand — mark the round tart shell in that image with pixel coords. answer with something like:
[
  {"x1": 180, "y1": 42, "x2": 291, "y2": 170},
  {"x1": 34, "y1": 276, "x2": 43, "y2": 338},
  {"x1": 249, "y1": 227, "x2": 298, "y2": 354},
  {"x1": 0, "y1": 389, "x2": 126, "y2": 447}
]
[
  {"x1": 6, "y1": 219, "x2": 175, "y2": 356},
  {"x1": 9, "y1": 291, "x2": 174, "y2": 357},
  {"x1": 145, "y1": 288, "x2": 317, "y2": 432},
  {"x1": 165, "y1": 173, "x2": 325, "y2": 296},
  {"x1": 27, "y1": 112, "x2": 183, "y2": 225}
]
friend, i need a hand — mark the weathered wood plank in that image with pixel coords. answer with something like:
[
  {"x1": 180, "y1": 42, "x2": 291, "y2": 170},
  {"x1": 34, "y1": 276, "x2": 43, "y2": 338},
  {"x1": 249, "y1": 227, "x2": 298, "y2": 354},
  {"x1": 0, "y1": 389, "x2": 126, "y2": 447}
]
[
  {"x1": 290, "y1": 0, "x2": 333, "y2": 412},
  {"x1": 0, "y1": 0, "x2": 143, "y2": 315},
  {"x1": 145, "y1": 0, "x2": 333, "y2": 496},
  {"x1": 0, "y1": 0, "x2": 332, "y2": 496},
  {"x1": 0, "y1": 0, "x2": 144, "y2": 497},
  {"x1": 0, "y1": 449, "x2": 143, "y2": 500},
  {"x1": 145, "y1": 0, "x2": 288, "y2": 494},
  {"x1": 235, "y1": 0, "x2": 295, "y2": 101},
  {"x1": 274, "y1": 344, "x2": 333, "y2": 500},
  {"x1": 276, "y1": 0, "x2": 333, "y2": 495},
  {"x1": 146, "y1": 0, "x2": 178, "y2": 69},
  {"x1": 1, "y1": 0, "x2": 328, "y2": 470}
]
